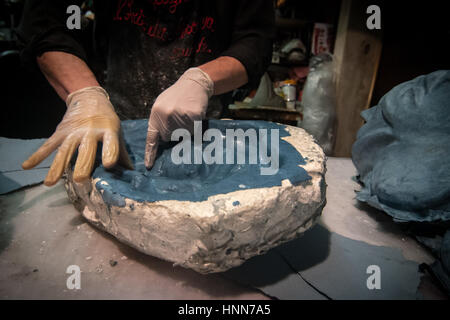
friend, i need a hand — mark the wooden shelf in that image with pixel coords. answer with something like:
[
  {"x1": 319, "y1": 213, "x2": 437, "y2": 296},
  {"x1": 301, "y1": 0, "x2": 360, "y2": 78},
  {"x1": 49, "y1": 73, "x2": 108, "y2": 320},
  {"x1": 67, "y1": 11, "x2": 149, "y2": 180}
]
[
  {"x1": 228, "y1": 103, "x2": 302, "y2": 126},
  {"x1": 275, "y1": 17, "x2": 310, "y2": 29}
]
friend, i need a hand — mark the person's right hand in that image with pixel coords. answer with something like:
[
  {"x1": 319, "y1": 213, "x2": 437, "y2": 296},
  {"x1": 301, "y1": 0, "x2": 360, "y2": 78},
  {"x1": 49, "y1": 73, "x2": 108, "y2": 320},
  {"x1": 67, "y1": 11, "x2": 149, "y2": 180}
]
[{"x1": 22, "y1": 86, "x2": 133, "y2": 186}]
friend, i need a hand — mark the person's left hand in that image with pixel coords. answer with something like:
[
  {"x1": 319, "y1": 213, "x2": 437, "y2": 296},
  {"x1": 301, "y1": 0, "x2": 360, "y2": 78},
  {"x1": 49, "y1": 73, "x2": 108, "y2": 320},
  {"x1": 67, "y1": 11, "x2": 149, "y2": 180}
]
[{"x1": 145, "y1": 67, "x2": 214, "y2": 169}]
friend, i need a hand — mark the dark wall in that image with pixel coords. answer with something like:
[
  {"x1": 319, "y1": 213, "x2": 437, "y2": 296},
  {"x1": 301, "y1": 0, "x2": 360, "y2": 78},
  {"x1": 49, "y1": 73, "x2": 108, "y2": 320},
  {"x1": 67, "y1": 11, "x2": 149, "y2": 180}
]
[
  {"x1": 0, "y1": 52, "x2": 66, "y2": 139},
  {"x1": 0, "y1": 0, "x2": 66, "y2": 139},
  {"x1": 371, "y1": 1, "x2": 450, "y2": 105}
]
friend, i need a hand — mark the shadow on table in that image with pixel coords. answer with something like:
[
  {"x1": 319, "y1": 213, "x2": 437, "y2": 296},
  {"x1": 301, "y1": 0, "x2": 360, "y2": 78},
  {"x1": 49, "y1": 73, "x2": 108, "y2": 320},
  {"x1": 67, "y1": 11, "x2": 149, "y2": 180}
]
[
  {"x1": 222, "y1": 224, "x2": 331, "y2": 288},
  {"x1": 92, "y1": 225, "x2": 260, "y2": 298},
  {"x1": 0, "y1": 174, "x2": 24, "y2": 255},
  {"x1": 0, "y1": 180, "x2": 65, "y2": 255},
  {"x1": 90, "y1": 217, "x2": 331, "y2": 298}
]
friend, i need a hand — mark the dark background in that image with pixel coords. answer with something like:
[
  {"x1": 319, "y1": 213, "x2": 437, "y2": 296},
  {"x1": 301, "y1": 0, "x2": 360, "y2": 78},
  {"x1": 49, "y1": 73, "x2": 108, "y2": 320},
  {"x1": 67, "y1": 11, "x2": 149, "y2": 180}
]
[
  {"x1": 1, "y1": 0, "x2": 449, "y2": 139},
  {"x1": 370, "y1": 1, "x2": 450, "y2": 104}
]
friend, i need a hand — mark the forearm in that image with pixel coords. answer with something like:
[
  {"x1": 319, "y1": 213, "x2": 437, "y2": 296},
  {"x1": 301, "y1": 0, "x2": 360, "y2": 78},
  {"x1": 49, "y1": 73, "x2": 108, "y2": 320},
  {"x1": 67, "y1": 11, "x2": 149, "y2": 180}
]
[
  {"x1": 198, "y1": 56, "x2": 248, "y2": 95},
  {"x1": 37, "y1": 51, "x2": 99, "y2": 101}
]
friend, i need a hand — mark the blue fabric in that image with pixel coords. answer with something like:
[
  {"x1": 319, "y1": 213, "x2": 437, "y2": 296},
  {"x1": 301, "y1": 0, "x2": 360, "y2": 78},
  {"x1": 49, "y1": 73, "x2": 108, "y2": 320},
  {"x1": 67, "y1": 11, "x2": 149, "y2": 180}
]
[
  {"x1": 352, "y1": 70, "x2": 450, "y2": 294},
  {"x1": 352, "y1": 70, "x2": 450, "y2": 223}
]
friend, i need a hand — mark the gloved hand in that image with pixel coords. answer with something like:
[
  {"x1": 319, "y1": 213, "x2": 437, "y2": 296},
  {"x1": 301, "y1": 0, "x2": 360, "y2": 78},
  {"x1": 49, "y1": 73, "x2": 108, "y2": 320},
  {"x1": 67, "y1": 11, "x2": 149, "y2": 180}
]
[
  {"x1": 22, "y1": 86, "x2": 133, "y2": 186},
  {"x1": 145, "y1": 67, "x2": 214, "y2": 169}
]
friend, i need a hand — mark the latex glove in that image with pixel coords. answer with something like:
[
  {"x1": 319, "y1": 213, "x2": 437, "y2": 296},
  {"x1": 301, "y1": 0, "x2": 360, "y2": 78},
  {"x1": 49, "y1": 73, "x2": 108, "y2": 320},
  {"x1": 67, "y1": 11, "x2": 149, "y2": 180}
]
[
  {"x1": 22, "y1": 86, "x2": 133, "y2": 186},
  {"x1": 145, "y1": 67, "x2": 214, "y2": 169}
]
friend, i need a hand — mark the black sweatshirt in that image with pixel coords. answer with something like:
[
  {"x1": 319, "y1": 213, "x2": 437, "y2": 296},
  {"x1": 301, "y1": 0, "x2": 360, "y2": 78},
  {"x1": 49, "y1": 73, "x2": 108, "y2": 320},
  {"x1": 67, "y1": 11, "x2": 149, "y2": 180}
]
[{"x1": 17, "y1": 0, "x2": 275, "y2": 119}]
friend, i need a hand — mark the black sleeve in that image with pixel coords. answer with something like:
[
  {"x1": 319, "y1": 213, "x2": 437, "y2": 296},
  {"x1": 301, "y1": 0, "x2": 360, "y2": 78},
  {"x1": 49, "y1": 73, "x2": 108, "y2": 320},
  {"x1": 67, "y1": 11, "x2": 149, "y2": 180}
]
[
  {"x1": 219, "y1": 0, "x2": 275, "y2": 89},
  {"x1": 16, "y1": 0, "x2": 86, "y2": 66}
]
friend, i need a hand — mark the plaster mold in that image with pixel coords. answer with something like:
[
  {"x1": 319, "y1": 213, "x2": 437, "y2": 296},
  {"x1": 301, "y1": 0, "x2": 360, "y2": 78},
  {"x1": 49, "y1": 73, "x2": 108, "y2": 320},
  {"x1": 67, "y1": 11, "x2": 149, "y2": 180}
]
[{"x1": 64, "y1": 120, "x2": 326, "y2": 273}]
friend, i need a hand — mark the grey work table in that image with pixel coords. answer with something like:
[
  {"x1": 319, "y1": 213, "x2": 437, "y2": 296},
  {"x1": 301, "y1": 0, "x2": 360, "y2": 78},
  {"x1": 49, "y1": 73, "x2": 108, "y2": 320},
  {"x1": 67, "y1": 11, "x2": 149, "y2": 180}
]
[{"x1": 0, "y1": 158, "x2": 444, "y2": 299}]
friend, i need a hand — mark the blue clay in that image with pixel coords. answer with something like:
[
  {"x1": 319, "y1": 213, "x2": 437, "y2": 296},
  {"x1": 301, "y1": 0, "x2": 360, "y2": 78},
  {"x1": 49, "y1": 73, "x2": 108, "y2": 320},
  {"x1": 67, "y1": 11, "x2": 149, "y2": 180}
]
[
  {"x1": 93, "y1": 119, "x2": 310, "y2": 204},
  {"x1": 99, "y1": 183, "x2": 127, "y2": 207},
  {"x1": 352, "y1": 70, "x2": 450, "y2": 222}
]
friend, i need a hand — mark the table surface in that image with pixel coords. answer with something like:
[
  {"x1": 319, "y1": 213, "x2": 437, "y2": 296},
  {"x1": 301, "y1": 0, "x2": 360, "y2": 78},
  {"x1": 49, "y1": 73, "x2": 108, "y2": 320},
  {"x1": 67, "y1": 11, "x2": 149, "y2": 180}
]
[{"x1": 0, "y1": 158, "x2": 444, "y2": 299}]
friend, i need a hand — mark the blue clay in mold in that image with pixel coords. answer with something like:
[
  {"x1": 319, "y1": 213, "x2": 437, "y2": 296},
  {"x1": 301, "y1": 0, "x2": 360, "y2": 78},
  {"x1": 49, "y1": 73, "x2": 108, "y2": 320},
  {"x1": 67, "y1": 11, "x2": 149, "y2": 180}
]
[{"x1": 93, "y1": 119, "x2": 310, "y2": 205}]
